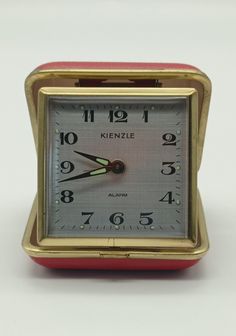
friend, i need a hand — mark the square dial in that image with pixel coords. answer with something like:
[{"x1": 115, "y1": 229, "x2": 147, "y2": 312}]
[{"x1": 45, "y1": 96, "x2": 189, "y2": 238}]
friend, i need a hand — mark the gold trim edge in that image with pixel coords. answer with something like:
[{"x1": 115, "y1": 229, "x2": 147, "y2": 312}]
[
  {"x1": 22, "y1": 191, "x2": 209, "y2": 260},
  {"x1": 37, "y1": 88, "x2": 198, "y2": 250}
]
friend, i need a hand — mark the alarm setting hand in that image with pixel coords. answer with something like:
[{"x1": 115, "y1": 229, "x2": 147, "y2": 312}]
[{"x1": 74, "y1": 151, "x2": 111, "y2": 166}]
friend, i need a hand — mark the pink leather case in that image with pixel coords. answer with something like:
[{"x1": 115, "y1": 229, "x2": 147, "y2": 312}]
[{"x1": 23, "y1": 61, "x2": 210, "y2": 270}]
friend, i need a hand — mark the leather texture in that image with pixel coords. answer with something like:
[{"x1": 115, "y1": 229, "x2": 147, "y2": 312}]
[
  {"x1": 32, "y1": 257, "x2": 199, "y2": 270},
  {"x1": 36, "y1": 61, "x2": 199, "y2": 71}
]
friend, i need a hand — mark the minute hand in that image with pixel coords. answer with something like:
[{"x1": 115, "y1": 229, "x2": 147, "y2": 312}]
[{"x1": 59, "y1": 166, "x2": 112, "y2": 183}]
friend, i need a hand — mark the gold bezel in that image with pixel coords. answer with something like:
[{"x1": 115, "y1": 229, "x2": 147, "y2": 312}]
[{"x1": 37, "y1": 87, "x2": 198, "y2": 250}]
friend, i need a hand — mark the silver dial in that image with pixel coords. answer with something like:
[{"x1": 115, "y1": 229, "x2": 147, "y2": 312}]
[{"x1": 46, "y1": 96, "x2": 189, "y2": 238}]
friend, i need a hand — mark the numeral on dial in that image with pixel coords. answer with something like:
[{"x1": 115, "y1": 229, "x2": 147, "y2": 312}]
[
  {"x1": 60, "y1": 161, "x2": 75, "y2": 174},
  {"x1": 159, "y1": 192, "x2": 175, "y2": 204},
  {"x1": 139, "y1": 212, "x2": 153, "y2": 225},
  {"x1": 162, "y1": 133, "x2": 177, "y2": 146},
  {"x1": 82, "y1": 212, "x2": 94, "y2": 224},
  {"x1": 109, "y1": 212, "x2": 124, "y2": 225},
  {"x1": 161, "y1": 162, "x2": 176, "y2": 175},
  {"x1": 60, "y1": 132, "x2": 78, "y2": 145},
  {"x1": 109, "y1": 110, "x2": 128, "y2": 122},
  {"x1": 142, "y1": 110, "x2": 148, "y2": 123},
  {"x1": 83, "y1": 110, "x2": 94, "y2": 122},
  {"x1": 60, "y1": 190, "x2": 74, "y2": 203}
]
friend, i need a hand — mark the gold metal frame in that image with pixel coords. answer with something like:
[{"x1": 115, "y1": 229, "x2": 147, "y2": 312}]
[
  {"x1": 37, "y1": 87, "x2": 197, "y2": 249},
  {"x1": 22, "y1": 65, "x2": 211, "y2": 260}
]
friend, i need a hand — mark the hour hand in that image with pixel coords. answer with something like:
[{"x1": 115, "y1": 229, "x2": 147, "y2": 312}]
[
  {"x1": 59, "y1": 166, "x2": 111, "y2": 183},
  {"x1": 74, "y1": 151, "x2": 111, "y2": 166}
]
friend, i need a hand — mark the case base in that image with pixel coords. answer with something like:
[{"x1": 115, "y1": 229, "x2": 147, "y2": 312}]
[
  {"x1": 22, "y1": 193, "x2": 208, "y2": 270},
  {"x1": 31, "y1": 256, "x2": 199, "y2": 270}
]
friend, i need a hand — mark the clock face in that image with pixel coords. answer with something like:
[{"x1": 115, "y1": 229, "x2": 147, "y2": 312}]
[{"x1": 45, "y1": 96, "x2": 189, "y2": 238}]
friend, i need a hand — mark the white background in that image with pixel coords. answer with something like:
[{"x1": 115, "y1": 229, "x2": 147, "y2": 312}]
[{"x1": 0, "y1": 1, "x2": 235, "y2": 335}]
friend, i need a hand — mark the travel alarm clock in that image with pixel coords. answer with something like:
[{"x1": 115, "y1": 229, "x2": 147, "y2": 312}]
[{"x1": 22, "y1": 62, "x2": 211, "y2": 270}]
